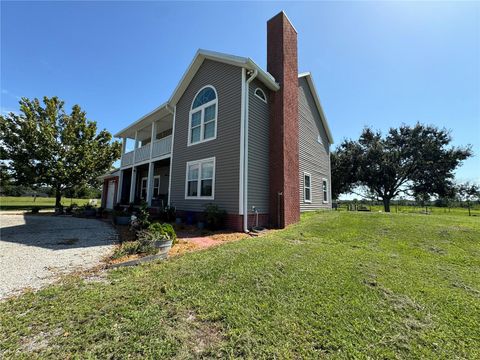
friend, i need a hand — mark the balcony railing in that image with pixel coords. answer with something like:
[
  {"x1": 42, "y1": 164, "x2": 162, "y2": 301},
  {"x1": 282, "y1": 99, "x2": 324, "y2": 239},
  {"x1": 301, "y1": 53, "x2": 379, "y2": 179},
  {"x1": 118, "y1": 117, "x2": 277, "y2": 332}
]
[
  {"x1": 120, "y1": 135, "x2": 172, "y2": 167},
  {"x1": 121, "y1": 151, "x2": 134, "y2": 167},
  {"x1": 152, "y1": 135, "x2": 172, "y2": 158},
  {"x1": 135, "y1": 143, "x2": 151, "y2": 162}
]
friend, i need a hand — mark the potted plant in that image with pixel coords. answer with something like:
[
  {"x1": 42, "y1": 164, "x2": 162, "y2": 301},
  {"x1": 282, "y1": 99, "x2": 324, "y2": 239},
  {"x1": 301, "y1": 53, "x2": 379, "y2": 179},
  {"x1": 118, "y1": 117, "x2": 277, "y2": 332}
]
[
  {"x1": 112, "y1": 203, "x2": 132, "y2": 225},
  {"x1": 137, "y1": 223, "x2": 177, "y2": 255}
]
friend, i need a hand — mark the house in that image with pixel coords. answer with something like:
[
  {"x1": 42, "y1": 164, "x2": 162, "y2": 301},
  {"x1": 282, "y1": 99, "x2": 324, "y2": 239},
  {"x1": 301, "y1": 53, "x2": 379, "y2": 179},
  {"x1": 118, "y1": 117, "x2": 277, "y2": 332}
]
[{"x1": 102, "y1": 11, "x2": 334, "y2": 231}]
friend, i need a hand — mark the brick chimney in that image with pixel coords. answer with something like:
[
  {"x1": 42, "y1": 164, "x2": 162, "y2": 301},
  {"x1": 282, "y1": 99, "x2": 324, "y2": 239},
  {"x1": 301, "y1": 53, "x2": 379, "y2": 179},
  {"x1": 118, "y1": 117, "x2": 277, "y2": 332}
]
[{"x1": 267, "y1": 11, "x2": 300, "y2": 228}]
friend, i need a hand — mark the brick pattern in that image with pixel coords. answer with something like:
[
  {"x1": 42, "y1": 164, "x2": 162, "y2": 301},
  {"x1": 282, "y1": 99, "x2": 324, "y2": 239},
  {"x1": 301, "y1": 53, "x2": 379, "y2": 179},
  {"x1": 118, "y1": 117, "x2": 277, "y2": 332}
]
[{"x1": 267, "y1": 12, "x2": 300, "y2": 228}]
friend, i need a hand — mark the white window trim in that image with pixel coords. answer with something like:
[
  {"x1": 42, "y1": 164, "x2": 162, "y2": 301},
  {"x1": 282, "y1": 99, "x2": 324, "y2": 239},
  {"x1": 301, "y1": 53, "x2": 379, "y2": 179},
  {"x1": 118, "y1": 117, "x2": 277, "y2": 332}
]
[
  {"x1": 254, "y1": 88, "x2": 267, "y2": 103},
  {"x1": 153, "y1": 175, "x2": 161, "y2": 197},
  {"x1": 140, "y1": 176, "x2": 148, "y2": 200},
  {"x1": 187, "y1": 85, "x2": 218, "y2": 147},
  {"x1": 304, "y1": 172, "x2": 312, "y2": 203},
  {"x1": 184, "y1": 157, "x2": 216, "y2": 200},
  {"x1": 322, "y1": 177, "x2": 329, "y2": 203}
]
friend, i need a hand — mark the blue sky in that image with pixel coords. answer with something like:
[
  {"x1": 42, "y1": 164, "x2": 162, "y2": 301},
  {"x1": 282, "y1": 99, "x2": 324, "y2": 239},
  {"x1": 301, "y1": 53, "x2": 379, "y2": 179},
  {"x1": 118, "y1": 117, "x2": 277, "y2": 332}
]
[{"x1": 1, "y1": 1, "x2": 479, "y2": 183}]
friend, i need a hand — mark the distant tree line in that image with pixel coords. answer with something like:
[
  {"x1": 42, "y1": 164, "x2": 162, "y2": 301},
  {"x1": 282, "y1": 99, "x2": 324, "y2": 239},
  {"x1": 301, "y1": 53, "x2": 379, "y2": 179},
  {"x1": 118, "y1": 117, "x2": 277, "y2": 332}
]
[{"x1": 331, "y1": 123, "x2": 475, "y2": 213}]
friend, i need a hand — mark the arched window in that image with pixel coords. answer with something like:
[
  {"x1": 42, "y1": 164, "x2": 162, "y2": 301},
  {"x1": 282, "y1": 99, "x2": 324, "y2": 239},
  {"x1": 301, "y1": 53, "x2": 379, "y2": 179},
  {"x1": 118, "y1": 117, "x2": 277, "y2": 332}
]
[
  {"x1": 254, "y1": 88, "x2": 267, "y2": 103},
  {"x1": 189, "y1": 86, "x2": 218, "y2": 145}
]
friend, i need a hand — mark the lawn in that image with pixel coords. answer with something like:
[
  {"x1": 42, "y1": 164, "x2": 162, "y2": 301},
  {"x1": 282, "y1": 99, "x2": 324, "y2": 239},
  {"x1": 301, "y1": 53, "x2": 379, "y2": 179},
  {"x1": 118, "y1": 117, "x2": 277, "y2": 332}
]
[
  {"x1": 1, "y1": 212, "x2": 479, "y2": 358},
  {"x1": 0, "y1": 196, "x2": 96, "y2": 210}
]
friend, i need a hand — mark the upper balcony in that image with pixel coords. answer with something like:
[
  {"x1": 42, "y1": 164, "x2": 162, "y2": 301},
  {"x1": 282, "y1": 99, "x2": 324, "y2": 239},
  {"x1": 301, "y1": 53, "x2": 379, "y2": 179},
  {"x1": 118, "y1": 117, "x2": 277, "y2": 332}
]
[{"x1": 115, "y1": 103, "x2": 174, "y2": 168}]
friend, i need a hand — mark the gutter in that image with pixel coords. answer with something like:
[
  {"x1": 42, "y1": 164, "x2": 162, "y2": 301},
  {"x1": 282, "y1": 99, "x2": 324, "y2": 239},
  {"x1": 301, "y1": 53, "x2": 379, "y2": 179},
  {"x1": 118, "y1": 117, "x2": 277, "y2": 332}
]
[{"x1": 242, "y1": 68, "x2": 258, "y2": 233}]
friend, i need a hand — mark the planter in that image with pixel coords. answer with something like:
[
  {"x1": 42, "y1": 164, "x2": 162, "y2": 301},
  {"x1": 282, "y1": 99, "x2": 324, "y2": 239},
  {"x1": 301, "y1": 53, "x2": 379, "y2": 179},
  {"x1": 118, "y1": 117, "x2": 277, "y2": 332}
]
[
  {"x1": 197, "y1": 221, "x2": 205, "y2": 230},
  {"x1": 83, "y1": 209, "x2": 97, "y2": 217},
  {"x1": 154, "y1": 239, "x2": 173, "y2": 255},
  {"x1": 115, "y1": 215, "x2": 131, "y2": 225},
  {"x1": 175, "y1": 217, "x2": 182, "y2": 225}
]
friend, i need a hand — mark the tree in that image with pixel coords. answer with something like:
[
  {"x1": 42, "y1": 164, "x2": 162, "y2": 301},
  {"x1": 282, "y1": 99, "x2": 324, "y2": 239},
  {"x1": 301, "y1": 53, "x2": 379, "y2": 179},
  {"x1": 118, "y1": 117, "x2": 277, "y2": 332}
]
[
  {"x1": 332, "y1": 124, "x2": 472, "y2": 212},
  {"x1": 0, "y1": 97, "x2": 121, "y2": 207},
  {"x1": 456, "y1": 182, "x2": 479, "y2": 216}
]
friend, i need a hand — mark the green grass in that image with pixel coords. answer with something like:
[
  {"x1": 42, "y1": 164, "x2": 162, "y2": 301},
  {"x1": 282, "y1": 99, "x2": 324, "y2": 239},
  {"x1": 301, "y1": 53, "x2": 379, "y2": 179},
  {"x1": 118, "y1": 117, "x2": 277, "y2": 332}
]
[
  {"x1": 0, "y1": 196, "x2": 95, "y2": 210},
  {"x1": 1, "y1": 212, "x2": 479, "y2": 358}
]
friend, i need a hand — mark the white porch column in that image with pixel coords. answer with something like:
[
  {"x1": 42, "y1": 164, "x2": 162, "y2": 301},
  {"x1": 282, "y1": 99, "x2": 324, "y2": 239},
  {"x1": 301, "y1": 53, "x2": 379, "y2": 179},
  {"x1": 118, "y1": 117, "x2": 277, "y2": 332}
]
[
  {"x1": 117, "y1": 170, "x2": 124, "y2": 205},
  {"x1": 129, "y1": 166, "x2": 136, "y2": 203},
  {"x1": 146, "y1": 162, "x2": 155, "y2": 206},
  {"x1": 149, "y1": 121, "x2": 156, "y2": 159},
  {"x1": 133, "y1": 130, "x2": 138, "y2": 165}
]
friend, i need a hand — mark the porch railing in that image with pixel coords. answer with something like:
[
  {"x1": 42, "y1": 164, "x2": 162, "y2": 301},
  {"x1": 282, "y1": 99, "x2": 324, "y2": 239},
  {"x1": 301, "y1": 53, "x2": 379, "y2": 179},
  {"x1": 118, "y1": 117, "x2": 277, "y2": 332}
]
[
  {"x1": 121, "y1": 151, "x2": 134, "y2": 167},
  {"x1": 135, "y1": 143, "x2": 151, "y2": 162},
  {"x1": 152, "y1": 135, "x2": 172, "y2": 158}
]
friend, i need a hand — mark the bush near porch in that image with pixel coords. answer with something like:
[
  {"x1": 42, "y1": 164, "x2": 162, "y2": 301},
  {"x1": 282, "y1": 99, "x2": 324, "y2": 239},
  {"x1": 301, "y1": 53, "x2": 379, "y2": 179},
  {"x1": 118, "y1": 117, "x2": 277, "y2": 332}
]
[{"x1": 1, "y1": 211, "x2": 479, "y2": 358}]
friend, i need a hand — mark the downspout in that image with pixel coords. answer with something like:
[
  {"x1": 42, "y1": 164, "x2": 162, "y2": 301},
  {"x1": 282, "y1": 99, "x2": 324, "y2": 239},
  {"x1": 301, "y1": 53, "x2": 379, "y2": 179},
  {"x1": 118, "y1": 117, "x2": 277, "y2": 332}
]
[{"x1": 243, "y1": 69, "x2": 258, "y2": 232}]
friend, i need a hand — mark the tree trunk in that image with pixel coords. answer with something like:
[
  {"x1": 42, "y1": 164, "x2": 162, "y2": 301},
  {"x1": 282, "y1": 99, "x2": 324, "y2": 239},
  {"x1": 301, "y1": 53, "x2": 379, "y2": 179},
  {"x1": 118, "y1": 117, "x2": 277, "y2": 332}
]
[
  {"x1": 468, "y1": 204, "x2": 471, "y2": 216},
  {"x1": 55, "y1": 187, "x2": 62, "y2": 208},
  {"x1": 383, "y1": 198, "x2": 391, "y2": 212}
]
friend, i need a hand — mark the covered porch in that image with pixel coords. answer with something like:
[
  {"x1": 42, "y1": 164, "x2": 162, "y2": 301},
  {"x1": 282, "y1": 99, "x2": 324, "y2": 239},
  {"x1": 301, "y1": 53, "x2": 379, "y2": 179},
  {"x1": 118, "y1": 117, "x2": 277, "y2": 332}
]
[
  {"x1": 116, "y1": 103, "x2": 174, "y2": 168},
  {"x1": 117, "y1": 158, "x2": 171, "y2": 208}
]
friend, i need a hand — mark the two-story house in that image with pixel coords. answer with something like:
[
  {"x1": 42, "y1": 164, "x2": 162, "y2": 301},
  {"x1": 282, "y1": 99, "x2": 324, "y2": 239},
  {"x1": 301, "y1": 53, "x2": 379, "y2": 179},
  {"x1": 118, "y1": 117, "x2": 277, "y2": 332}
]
[{"x1": 100, "y1": 11, "x2": 333, "y2": 231}]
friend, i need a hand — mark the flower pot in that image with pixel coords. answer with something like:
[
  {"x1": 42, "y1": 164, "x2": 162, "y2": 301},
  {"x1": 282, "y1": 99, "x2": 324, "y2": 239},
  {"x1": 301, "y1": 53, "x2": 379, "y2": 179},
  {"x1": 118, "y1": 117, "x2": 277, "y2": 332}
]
[
  {"x1": 83, "y1": 209, "x2": 97, "y2": 217},
  {"x1": 154, "y1": 239, "x2": 173, "y2": 255},
  {"x1": 175, "y1": 217, "x2": 182, "y2": 225},
  {"x1": 197, "y1": 221, "x2": 205, "y2": 230},
  {"x1": 115, "y1": 215, "x2": 131, "y2": 225}
]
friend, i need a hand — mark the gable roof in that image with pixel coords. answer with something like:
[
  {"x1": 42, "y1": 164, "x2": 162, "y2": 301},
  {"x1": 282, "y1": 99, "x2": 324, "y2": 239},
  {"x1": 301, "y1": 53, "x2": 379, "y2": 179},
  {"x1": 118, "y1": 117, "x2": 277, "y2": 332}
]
[
  {"x1": 169, "y1": 49, "x2": 280, "y2": 105},
  {"x1": 298, "y1": 72, "x2": 334, "y2": 144},
  {"x1": 114, "y1": 49, "x2": 280, "y2": 138}
]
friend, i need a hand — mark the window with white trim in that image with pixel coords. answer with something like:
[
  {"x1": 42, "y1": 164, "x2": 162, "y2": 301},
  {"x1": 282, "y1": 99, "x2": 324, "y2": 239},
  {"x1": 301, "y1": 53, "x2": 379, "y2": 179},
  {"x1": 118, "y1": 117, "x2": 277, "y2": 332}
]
[
  {"x1": 140, "y1": 177, "x2": 148, "y2": 200},
  {"x1": 153, "y1": 175, "x2": 161, "y2": 197},
  {"x1": 185, "y1": 157, "x2": 215, "y2": 199},
  {"x1": 254, "y1": 88, "x2": 267, "y2": 103},
  {"x1": 189, "y1": 86, "x2": 217, "y2": 145},
  {"x1": 304, "y1": 173, "x2": 312, "y2": 203},
  {"x1": 322, "y1": 178, "x2": 328, "y2": 203}
]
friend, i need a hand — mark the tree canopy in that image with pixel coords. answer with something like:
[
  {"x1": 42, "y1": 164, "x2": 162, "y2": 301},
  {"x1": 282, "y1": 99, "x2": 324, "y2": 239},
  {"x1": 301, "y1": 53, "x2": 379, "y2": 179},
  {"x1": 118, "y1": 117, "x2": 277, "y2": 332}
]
[
  {"x1": 332, "y1": 123, "x2": 472, "y2": 212},
  {"x1": 0, "y1": 97, "x2": 121, "y2": 206}
]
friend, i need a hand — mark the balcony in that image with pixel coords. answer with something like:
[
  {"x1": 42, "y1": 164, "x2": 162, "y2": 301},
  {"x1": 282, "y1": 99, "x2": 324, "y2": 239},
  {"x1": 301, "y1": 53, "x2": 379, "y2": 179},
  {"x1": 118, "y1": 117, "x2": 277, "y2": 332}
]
[
  {"x1": 152, "y1": 135, "x2": 172, "y2": 158},
  {"x1": 121, "y1": 151, "x2": 134, "y2": 167},
  {"x1": 120, "y1": 135, "x2": 172, "y2": 168}
]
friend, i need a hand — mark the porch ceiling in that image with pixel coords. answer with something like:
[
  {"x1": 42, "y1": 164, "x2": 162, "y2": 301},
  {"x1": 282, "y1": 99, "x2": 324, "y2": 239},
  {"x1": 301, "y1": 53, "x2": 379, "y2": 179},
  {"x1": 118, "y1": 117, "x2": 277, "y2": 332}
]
[{"x1": 114, "y1": 103, "x2": 173, "y2": 139}]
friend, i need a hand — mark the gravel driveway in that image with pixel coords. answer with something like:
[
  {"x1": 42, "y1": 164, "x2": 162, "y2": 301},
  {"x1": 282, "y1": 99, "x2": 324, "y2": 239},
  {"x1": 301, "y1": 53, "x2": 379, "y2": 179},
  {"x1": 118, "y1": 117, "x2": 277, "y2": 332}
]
[{"x1": 0, "y1": 214, "x2": 117, "y2": 300}]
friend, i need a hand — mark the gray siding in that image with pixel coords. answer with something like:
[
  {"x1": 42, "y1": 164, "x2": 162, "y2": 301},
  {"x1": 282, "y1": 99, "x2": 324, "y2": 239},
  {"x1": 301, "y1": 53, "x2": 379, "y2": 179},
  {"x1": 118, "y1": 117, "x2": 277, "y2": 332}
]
[
  {"x1": 298, "y1": 77, "x2": 332, "y2": 211},
  {"x1": 247, "y1": 79, "x2": 270, "y2": 214},
  {"x1": 170, "y1": 60, "x2": 242, "y2": 214}
]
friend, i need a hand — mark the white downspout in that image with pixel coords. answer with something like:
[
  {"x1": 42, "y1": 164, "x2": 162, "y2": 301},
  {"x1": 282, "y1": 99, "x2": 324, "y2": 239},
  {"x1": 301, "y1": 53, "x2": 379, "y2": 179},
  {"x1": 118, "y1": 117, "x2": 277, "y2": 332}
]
[{"x1": 243, "y1": 69, "x2": 258, "y2": 232}]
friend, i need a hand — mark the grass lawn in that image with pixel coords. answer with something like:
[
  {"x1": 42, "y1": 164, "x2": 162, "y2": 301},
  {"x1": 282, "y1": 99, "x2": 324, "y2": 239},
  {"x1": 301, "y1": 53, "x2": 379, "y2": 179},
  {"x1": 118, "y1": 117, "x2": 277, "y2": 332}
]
[
  {"x1": 1, "y1": 212, "x2": 479, "y2": 358},
  {"x1": 0, "y1": 197, "x2": 95, "y2": 210}
]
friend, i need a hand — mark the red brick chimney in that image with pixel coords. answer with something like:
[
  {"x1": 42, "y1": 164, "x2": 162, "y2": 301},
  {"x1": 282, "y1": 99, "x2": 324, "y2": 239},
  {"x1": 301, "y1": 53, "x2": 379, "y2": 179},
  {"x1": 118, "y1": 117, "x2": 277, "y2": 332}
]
[{"x1": 267, "y1": 11, "x2": 300, "y2": 228}]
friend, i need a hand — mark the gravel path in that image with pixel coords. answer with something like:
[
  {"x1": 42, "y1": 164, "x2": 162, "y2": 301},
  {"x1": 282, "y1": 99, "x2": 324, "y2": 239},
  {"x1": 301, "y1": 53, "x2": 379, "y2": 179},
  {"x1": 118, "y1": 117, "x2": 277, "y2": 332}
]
[{"x1": 0, "y1": 215, "x2": 117, "y2": 300}]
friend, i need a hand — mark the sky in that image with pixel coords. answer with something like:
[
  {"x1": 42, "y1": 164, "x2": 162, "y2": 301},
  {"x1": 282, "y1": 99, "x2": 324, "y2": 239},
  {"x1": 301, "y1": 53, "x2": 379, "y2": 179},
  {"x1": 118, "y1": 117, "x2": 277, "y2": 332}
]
[{"x1": 1, "y1": 1, "x2": 479, "y2": 183}]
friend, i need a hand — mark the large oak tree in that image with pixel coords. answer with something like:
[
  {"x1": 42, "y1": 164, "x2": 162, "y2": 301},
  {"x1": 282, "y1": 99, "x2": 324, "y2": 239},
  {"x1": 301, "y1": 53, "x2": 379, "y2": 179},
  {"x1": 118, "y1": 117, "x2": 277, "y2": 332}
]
[
  {"x1": 332, "y1": 124, "x2": 472, "y2": 212},
  {"x1": 0, "y1": 97, "x2": 121, "y2": 207}
]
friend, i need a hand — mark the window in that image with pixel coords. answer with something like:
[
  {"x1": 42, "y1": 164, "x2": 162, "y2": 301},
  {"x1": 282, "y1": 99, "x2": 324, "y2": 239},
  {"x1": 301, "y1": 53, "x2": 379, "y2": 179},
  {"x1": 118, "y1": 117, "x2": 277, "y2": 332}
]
[
  {"x1": 185, "y1": 157, "x2": 215, "y2": 199},
  {"x1": 140, "y1": 177, "x2": 148, "y2": 200},
  {"x1": 189, "y1": 86, "x2": 217, "y2": 145},
  {"x1": 254, "y1": 88, "x2": 267, "y2": 103},
  {"x1": 153, "y1": 175, "x2": 161, "y2": 197},
  {"x1": 304, "y1": 173, "x2": 312, "y2": 203},
  {"x1": 322, "y1": 178, "x2": 328, "y2": 203}
]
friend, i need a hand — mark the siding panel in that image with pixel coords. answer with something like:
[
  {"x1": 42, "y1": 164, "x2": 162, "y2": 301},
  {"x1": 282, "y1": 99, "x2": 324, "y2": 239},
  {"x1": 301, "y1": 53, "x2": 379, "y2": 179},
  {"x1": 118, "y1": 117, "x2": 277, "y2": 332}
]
[
  {"x1": 298, "y1": 77, "x2": 332, "y2": 211},
  {"x1": 170, "y1": 60, "x2": 242, "y2": 214},
  {"x1": 247, "y1": 79, "x2": 270, "y2": 214}
]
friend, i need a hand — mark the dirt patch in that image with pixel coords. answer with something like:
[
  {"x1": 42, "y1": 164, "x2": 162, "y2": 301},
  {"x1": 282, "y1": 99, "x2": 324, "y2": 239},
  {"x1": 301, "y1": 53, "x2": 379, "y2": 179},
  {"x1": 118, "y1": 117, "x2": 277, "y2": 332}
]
[{"x1": 20, "y1": 328, "x2": 63, "y2": 353}]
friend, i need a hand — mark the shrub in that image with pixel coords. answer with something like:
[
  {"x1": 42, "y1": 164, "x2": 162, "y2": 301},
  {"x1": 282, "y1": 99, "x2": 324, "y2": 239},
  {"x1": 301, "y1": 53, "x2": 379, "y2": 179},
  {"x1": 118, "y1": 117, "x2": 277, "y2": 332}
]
[
  {"x1": 111, "y1": 240, "x2": 156, "y2": 259},
  {"x1": 160, "y1": 205, "x2": 176, "y2": 222},
  {"x1": 204, "y1": 203, "x2": 226, "y2": 230},
  {"x1": 145, "y1": 222, "x2": 177, "y2": 244}
]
